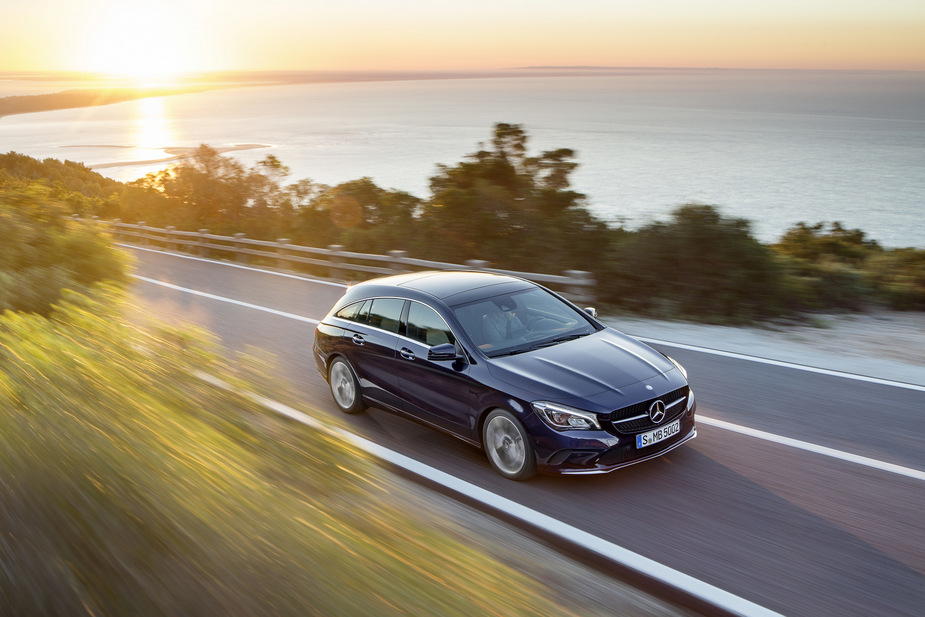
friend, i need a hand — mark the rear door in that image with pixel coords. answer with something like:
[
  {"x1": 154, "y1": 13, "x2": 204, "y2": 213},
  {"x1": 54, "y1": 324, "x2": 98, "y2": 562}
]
[{"x1": 341, "y1": 297, "x2": 406, "y2": 410}]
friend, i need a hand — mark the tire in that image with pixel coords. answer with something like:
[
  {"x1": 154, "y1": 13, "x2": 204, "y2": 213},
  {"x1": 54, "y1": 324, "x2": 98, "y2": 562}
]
[
  {"x1": 328, "y1": 357, "x2": 366, "y2": 414},
  {"x1": 482, "y1": 409, "x2": 537, "y2": 480}
]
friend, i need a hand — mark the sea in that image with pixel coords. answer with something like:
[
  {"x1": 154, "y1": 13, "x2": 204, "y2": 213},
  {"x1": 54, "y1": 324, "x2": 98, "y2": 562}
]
[{"x1": 1, "y1": 70, "x2": 924, "y2": 247}]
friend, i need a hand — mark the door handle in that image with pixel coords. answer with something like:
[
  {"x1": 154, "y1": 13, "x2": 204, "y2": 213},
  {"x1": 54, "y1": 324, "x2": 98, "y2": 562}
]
[
  {"x1": 351, "y1": 334, "x2": 365, "y2": 346},
  {"x1": 399, "y1": 348, "x2": 415, "y2": 361}
]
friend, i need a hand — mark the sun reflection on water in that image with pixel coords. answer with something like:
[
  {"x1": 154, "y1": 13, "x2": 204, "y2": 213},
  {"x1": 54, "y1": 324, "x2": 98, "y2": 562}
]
[{"x1": 132, "y1": 96, "x2": 175, "y2": 151}]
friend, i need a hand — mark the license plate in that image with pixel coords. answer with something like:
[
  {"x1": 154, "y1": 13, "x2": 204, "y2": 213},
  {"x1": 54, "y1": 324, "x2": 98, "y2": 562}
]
[{"x1": 636, "y1": 419, "x2": 681, "y2": 449}]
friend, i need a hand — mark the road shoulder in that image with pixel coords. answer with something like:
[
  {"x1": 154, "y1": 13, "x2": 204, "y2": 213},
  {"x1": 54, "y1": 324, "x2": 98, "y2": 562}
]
[{"x1": 605, "y1": 310, "x2": 925, "y2": 387}]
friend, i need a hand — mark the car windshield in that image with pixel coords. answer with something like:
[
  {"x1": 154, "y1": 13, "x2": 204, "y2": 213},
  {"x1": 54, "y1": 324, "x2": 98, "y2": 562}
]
[{"x1": 451, "y1": 287, "x2": 596, "y2": 357}]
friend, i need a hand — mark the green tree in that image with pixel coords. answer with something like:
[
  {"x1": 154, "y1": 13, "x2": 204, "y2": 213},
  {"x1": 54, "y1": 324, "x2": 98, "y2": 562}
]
[{"x1": 421, "y1": 123, "x2": 614, "y2": 273}]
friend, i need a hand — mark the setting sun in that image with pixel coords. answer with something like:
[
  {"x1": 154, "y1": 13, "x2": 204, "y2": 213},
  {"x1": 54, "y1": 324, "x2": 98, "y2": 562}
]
[{"x1": 83, "y1": 3, "x2": 196, "y2": 80}]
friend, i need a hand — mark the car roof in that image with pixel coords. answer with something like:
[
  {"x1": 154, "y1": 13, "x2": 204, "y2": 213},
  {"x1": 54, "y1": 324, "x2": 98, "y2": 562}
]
[{"x1": 352, "y1": 271, "x2": 534, "y2": 301}]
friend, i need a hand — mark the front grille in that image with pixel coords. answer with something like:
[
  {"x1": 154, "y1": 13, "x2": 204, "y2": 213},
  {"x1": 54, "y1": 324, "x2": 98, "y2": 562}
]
[{"x1": 608, "y1": 386, "x2": 689, "y2": 434}]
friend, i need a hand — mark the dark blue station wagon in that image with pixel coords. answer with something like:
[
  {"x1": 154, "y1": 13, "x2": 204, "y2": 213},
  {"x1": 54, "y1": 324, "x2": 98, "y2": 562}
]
[{"x1": 313, "y1": 271, "x2": 696, "y2": 480}]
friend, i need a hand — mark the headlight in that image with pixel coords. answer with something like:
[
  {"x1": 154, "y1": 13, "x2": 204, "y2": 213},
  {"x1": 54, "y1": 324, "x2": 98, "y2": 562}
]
[
  {"x1": 666, "y1": 355, "x2": 688, "y2": 380},
  {"x1": 532, "y1": 401, "x2": 602, "y2": 431}
]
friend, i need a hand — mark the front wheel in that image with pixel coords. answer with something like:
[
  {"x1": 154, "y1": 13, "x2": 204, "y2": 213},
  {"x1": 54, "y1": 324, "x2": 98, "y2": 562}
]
[
  {"x1": 482, "y1": 409, "x2": 537, "y2": 480},
  {"x1": 328, "y1": 357, "x2": 366, "y2": 414}
]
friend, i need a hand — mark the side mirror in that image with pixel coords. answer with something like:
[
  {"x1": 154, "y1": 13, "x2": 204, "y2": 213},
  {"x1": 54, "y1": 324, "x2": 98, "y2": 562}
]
[
  {"x1": 584, "y1": 307, "x2": 598, "y2": 318},
  {"x1": 427, "y1": 343, "x2": 458, "y2": 361}
]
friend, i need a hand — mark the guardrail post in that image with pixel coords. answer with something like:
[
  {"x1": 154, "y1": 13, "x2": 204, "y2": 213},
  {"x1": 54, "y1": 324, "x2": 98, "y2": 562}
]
[
  {"x1": 387, "y1": 250, "x2": 408, "y2": 273},
  {"x1": 562, "y1": 270, "x2": 597, "y2": 304},
  {"x1": 327, "y1": 244, "x2": 344, "y2": 280},
  {"x1": 465, "y1": 259, "x2": 490, "y2": 271},
  {"x1": 276, "y1": 239, "x2": 291, "y2": 270},
  {"x1": 165, "y1": 226, "x2": 176, "y2": 251},
  {"x1": 137, "y1": 222, "x2": 147, "y2": 246},
  {"x1": 113, "y1": 219, "x2": 122, "y2": 242},
  {"x1": 198, "y1": 229, "x2": 209, "y2": 257},
  {"x1": 234, "y1": 233, "x2": 247, "y2": 263}
]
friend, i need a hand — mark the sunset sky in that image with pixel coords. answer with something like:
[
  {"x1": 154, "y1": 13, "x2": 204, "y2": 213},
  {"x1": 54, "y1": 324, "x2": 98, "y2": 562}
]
[{"x1": 3, "y1": 0, "x2": 924, "y2": 77}]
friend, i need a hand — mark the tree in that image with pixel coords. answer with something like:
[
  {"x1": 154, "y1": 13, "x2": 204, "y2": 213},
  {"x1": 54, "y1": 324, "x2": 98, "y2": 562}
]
[{"x1": 421, "y1": 123, "x2": 611, "y2": 272}]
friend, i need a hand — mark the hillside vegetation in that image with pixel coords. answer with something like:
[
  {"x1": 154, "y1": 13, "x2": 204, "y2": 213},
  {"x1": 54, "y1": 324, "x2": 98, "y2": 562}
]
[{"x1": 3, "y1": 123, "x2": 923, "y2": 320}]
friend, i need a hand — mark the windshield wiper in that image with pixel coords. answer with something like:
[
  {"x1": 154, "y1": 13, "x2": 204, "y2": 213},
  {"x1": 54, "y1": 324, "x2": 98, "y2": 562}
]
[
  {"x1": 548, "y1": 332, "x2": 591, "y2": 344},
  {"x1": 491, "y1": 332, "x2": 591, "y2": 357},
  {"x1": 490, "y1": 347, "x2": 536, "y2": 357}
]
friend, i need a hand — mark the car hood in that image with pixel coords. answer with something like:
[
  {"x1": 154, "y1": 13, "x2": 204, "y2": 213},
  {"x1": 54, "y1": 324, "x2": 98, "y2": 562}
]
[{"x1": 485, "y1": 329, "x2": 676, "y2": 399}]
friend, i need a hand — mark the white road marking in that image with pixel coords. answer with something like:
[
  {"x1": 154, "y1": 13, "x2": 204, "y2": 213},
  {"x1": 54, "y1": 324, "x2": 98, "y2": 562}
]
[
  {"x1": 196, "y1": 372, "x2": 782, "y2": 617},
  {"x1": 134, "y1": 272, "x2": 925, "y2": 481},
  {"x1": 698, "y1": 416, "x2": 925, "y2": 482},
  {"x1": 636, "y1": 337, "x2": 925, "y2": 393},
  {"x1": 122, "y1": 244, "x2": 349, "y2": 288},
  {"x1": 133, "y1": 275, "x2": 320, "y2": 324}
]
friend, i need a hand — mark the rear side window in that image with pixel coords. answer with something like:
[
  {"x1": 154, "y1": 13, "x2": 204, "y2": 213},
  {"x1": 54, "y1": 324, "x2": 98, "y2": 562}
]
[
  {"x1": 334, "y1": 301, "x2": 362, "y2": 321},
  {"x1": 405, "y1": 302, "x2": 456, "y2": 347},
  {"x1": 335, "y1": 299, "x2": 371, "y2": 323},
  {"x1": 367, "y1": 298, "x2": 405, "y2": 334}
]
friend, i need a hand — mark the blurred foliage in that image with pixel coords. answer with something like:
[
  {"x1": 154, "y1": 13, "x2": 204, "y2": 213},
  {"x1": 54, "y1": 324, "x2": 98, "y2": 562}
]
[
  {"x1": 4, "y1": 124, "x2": 924, "y2": 319},
  {"x1": 605, "y1": 204, "x2": 784, "y2": 322},
  {"x1": 0, "y1": 288, "x2": 601, "y2": 616},
  {"x1": 774, "y1": 221, "x2": 881, "y2": 264},
  {"x1": 862, "y1": 248, "x2": 925, "y2": 310},
  {"x1": 772, "y1": 221, "x2": 925, "y2": 311},
  {"x1": 0, "y1": 185, "x2": 129, "y2": 315}
]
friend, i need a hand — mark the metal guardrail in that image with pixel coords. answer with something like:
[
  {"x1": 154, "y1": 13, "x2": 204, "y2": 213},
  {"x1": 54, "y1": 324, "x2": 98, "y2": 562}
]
[{"x1": 75, "y1": 216, "x2": 597, "y2": 304}]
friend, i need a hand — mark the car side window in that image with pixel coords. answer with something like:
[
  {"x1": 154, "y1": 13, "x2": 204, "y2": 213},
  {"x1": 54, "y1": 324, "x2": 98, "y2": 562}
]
[
  {"x1": 367, "y1": 298, "x2": 405, "y2": 334},
  {"x1": 355, "y1": 300, "x2": 371, "y2": 323},
  {"x1": 334, "y1": 301, "x2": 362, "y2": 321},
  {"x1": 405, "y1": 301, "x2": 456, "y2": 347}
]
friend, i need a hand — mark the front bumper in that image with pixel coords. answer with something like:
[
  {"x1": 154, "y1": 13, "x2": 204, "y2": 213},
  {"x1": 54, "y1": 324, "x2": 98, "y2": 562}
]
[{"x1": 534, "y1": 408, "x2": 697, "y2": 475}]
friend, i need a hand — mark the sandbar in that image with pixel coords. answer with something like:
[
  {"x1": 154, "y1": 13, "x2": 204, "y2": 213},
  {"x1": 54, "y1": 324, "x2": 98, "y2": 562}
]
[{"x1": 77, "y1": 144, "x2": 272, "y2": 169}]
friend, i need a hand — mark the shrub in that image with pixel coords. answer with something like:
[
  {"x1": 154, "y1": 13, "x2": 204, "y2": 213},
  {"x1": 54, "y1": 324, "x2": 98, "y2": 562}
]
[
  {"x1": 773, "y1": 221, "x2": 881, "y2": 264},
  {"x1": 0, "y1": 186, "x2": 129, "y2": 315},
  {"x1": 863, "y1": 248, "x2": 925, "y2": 310},
  {"x1": 603, "y1": 204, "x2": 785, "y2": 321},
  {"x1": 774, "y1": 254, "x2": 872, "y2": 310}
]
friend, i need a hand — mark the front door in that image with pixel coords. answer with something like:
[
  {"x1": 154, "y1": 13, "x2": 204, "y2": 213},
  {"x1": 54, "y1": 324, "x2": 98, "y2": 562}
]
[{"x1": 397, "y1": 301, "x2": 472, "y2": 436}]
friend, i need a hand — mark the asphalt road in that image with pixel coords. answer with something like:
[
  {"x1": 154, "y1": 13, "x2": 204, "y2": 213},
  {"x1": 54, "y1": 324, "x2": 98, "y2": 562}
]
[{"x1": 128, "y1": 247, "x2": 925, "y2": 617}]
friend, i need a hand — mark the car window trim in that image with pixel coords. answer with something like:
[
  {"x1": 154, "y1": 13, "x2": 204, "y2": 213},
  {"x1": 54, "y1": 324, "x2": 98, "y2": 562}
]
[{"x1": 333, "y1": 296, "x2": 470, "y2": 354}]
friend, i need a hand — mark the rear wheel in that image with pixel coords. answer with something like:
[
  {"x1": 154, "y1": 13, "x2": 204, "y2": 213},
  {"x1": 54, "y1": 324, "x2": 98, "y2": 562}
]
[
  {"x1": 328, "y1": 357, "x2": 366, "y2": 414},
  {"x1": 482, "y1": 409, "x2": 537, "y2": 480}
]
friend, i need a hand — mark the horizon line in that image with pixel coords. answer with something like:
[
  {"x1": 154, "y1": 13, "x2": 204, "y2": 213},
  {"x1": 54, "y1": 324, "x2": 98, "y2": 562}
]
[{"x1": 2, "y1": 66, "x2": 924, "y2": 80}]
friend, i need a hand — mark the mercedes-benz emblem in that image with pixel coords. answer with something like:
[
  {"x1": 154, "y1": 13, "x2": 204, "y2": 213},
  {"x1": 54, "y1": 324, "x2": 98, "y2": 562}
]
[{"x1": 648, "y1": 400, "x2": 666, "y2": 424}]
